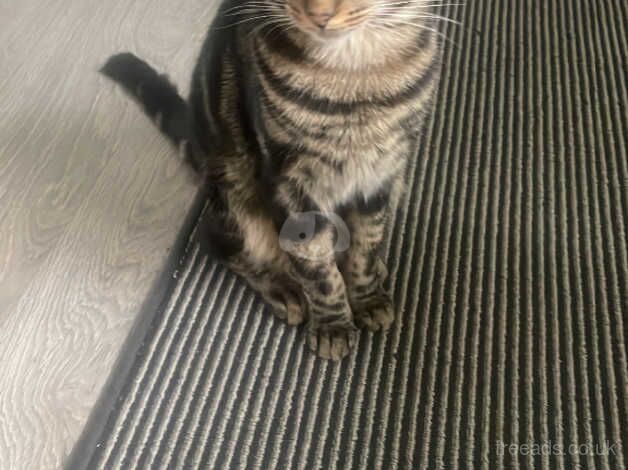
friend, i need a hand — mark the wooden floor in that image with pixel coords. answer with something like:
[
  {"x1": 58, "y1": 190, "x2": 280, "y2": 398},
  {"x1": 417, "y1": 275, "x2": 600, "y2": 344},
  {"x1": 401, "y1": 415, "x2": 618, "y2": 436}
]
[{"x1": 0, "y1": 1, "x2": 218, "y2": 468}]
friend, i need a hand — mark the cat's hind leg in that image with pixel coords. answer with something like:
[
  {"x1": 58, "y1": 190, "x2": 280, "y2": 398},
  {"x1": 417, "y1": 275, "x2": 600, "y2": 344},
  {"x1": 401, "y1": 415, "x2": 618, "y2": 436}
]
[
  {"x1": 195, "y1": 202, "x2": 307, "y2": 326},
  {"x1": 234, "y1": 263, "x2": 307, "y2": 326}
]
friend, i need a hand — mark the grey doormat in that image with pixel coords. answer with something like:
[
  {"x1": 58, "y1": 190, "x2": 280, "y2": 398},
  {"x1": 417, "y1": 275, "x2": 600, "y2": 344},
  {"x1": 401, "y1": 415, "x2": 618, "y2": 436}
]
[{"x1": 69, "y1": 0, "x2": 627, "y2": 468}]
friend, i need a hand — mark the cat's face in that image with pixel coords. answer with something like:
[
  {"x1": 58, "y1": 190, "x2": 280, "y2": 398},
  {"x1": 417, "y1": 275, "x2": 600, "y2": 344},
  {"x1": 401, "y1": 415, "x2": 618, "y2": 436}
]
[
  {"x1": 239, "y1": 0, "x2": 426, "y2": 42},
  {"x1": 232, "y1": 0, "x2": 438, "y2": 69}
]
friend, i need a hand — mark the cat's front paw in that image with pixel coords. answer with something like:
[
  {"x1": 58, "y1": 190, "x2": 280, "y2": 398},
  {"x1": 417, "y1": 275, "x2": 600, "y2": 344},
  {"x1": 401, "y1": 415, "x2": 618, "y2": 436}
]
[
  {"x1": 307, "y1": 323, "x2": 358, "y2": 361},
  {"x1": 352, "y1": 291, "x2": 395, "y2": 332}
]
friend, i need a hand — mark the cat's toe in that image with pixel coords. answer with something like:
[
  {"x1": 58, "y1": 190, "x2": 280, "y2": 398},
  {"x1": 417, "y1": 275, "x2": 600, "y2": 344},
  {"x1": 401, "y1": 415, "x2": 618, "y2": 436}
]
[
  {"x1": 353, "y1": 293, "x2": 395, "y2": 332},
  {"x1": 307, "y1": 325, "x2": 357, "y2": 361},
  {"x1": 266, "y1": 286, "x2": 307, "y2": 326},
  {"x1": 285, "y1": 297, "x2": 306, "y2": 325}
]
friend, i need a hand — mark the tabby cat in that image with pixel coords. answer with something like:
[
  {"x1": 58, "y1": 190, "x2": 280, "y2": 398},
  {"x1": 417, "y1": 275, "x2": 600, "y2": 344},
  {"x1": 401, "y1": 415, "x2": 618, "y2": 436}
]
[{"x1": 102, "y1": 0, "x2": 441, "y2": 360}]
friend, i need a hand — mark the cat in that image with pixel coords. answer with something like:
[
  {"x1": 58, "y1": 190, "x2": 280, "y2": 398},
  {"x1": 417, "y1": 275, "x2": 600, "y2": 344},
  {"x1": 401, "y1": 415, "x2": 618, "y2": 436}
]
[{"x1": 101, "y1": 0, "x2": 441, "y2": 360}]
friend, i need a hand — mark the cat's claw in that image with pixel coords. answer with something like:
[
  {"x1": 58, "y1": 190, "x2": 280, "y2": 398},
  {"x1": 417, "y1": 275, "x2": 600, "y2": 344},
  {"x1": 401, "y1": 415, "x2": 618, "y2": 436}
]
[
  {"x1": 353, "y1": 293, "x2": 395, "y2": 332},
  {"x1": 307, "y1": 325, "x2": 357, "y2": 361}
]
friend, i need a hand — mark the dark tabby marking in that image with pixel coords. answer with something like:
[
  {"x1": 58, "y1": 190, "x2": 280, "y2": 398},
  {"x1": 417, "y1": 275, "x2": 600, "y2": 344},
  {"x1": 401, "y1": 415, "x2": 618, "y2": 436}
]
[{"x1": 102, "y1": 0, "x2": 442, "y2": 360}]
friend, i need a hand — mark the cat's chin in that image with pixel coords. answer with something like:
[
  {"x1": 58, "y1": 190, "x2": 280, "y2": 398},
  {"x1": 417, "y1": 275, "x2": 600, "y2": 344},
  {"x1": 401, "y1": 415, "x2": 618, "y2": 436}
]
[
  {"x1": 293, "y1": 23, "x2": 357, "y2": 43},
  {"x1": 318, "y1": 27, "x2": 354, "y2": 39},
  {"x1": 304, "y1": 28, "x2": 392, "y2": 70}
]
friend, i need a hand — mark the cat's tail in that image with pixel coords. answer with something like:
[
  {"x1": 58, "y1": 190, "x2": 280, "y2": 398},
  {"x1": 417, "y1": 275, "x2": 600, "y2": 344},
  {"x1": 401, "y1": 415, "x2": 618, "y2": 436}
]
[{"x1": 101, "y1": 52, "x2": 188, "y2": 148}]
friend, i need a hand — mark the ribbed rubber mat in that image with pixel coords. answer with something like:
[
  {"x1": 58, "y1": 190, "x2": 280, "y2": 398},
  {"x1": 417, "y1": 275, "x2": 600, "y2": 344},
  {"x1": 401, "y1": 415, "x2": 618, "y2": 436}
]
[{"x1": 78, "y1": 0, "x2": 627, "y2": 468}]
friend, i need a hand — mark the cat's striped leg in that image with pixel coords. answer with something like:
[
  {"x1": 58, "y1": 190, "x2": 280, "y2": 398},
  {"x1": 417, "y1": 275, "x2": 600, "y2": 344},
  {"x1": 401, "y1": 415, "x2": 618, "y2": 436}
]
[
  {"x1": 342, "y1": 191, "x2": 395, "y2": 332},
  {"x1": 276, "y1": 208, "x2": 357, "y2": 360},
  {"x1": 285, "y1": 226, "x2": 357, "y2": 360}
]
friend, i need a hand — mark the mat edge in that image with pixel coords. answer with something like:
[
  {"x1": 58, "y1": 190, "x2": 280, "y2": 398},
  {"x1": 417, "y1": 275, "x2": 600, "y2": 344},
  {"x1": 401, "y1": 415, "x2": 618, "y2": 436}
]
[{"x1": 64, "y1": 182, "x2": 207, "y2": 470}]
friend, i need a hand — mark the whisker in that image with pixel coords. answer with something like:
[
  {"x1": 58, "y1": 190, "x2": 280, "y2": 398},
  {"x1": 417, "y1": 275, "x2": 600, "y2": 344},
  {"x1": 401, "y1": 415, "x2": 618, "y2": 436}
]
[
  {"x1": 223, "y1": 6, "x2": 283, "y2": 18},
  {"x1": 256, "y1": 21, "x2": 297, "y2": 42},
  {"x1": 376, "y1": 0, "x2": 465, "y2": 14},
  {"x1": 223, "y1": 1, "x2": 282, "y2": 13},
  {"x1": 376, "y1": 0, "x2": 461, "y2": 6},
  {"x1": 216, "y1": 14, "x2": 289, "y2": 31},
  {"x1": 377, "y1": 12, "x2": 463, "y2": 26},
  {"x1": 371, "y1": 20, "x2": 461, "y2": 49}
]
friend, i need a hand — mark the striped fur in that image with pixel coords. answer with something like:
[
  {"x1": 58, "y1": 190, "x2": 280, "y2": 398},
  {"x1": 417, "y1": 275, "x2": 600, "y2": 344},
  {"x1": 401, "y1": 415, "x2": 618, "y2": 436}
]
[{"x1": 103, "y1": 0, "x2": 441, "y2": 360}]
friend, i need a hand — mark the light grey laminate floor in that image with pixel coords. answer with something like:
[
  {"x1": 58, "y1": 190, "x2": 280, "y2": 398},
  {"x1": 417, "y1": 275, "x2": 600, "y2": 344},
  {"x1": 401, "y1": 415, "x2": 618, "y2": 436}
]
[{"x1": 0, "y1": 1, "x2": 218, "y2": 468}]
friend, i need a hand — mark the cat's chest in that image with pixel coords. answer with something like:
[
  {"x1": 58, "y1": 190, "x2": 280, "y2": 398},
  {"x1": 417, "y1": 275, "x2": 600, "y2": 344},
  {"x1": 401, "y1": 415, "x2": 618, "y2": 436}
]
[
  {"x1": 309, "y1": 131, "x2": 411, "y2": 210},
  {"x1": 262, "y1": 103, "x2": 418, "y2": 209}
]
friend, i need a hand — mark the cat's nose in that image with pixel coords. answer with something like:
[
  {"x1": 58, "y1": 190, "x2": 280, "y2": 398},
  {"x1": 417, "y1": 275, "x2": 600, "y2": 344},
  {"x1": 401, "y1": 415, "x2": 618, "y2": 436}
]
[{"x1": 305, "y1": 9, "x2": 334, "y2": 29}]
